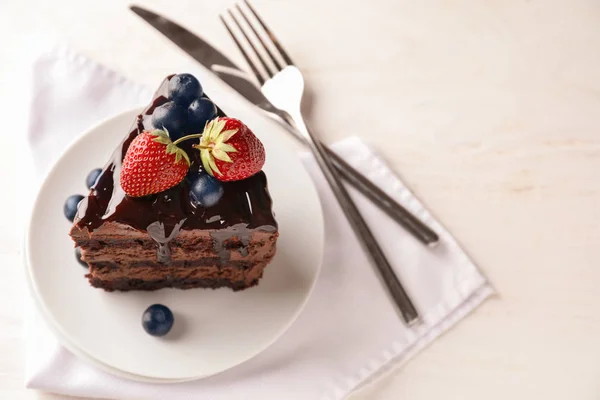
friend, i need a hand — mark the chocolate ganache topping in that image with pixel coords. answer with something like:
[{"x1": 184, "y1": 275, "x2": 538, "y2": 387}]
[{"x1": 74, "y1": 75, "x2": 277, "y2": 242}]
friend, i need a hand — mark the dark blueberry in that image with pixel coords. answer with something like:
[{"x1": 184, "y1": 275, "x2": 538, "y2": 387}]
[
  {"x1": 74, "y1": 247, "x2": 88, "y2": 268},
  {"x1": 64, "y1": 194, "x2": 84, "y2": 222},
  {"x1": 85, "y1": 168, "x2": 102, "y2": 189},
  {"x1": 151, "y1": 102, "x2": 187, "y2": 140},
  {"x1": 168, "y1": 73, "x2": 203, "y2": 107},
  {"x1": 142, "y1": 304, "x2": 174, "y2": 337},
  {"x1": 187, "y1": 98, "x2": 217, "y2": 133},
  {"x1": 189, "y1": 173, "x2": 224, "y2": 208}
]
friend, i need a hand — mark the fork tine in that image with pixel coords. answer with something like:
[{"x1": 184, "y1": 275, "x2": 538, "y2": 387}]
[
  {"x1": 220, "y1": 14, "x2": 266, "y2": 85},
  {"x1": 227, "y1": 9, "x2": 275, "y2": 78},
  {"x1": 235, "y1": 4, "x2": 284, "y2": 71},
  {"x1": 243, "y1": 0, "x2": 294, "y2": 66}
]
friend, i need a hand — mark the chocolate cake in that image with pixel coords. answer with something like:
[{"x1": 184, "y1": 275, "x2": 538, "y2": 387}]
[{"x1": 69, "y1": 74, "x2": 278, "y2": 291}]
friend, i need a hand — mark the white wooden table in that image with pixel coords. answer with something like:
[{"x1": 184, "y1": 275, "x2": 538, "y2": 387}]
[{"x1": 1, "y1": 0, "x2": 599, "y2": 399}]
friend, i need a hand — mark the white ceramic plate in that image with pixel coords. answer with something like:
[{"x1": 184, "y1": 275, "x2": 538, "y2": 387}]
[
  {"x1": 25, "y1": 108, "x2": 324, "y2": 381},
  {"x1": 23, "y1": 250, "x2": 182, "y2": 381}
]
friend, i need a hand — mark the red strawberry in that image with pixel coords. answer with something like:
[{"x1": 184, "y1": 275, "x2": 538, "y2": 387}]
[
  {"x1": 120, "y1": 130, "x2": 190, "y2": 197},
  {"x1": 196, "y1": 118, "x2": 265, "y2": 182}
]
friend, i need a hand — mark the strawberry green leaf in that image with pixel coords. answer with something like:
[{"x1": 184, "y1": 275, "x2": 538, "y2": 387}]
[
  {"x1": 196, "y1": 118, "x2": 242, "y2": 176},
  {"x1": 212, "y1": 149, "x2": 233, "y2": 163},
  {"x1": 151, "y1": 129, "x2": 171, "y2": 139},
  {"x1": 163, "y1": 141, "x2": 191, "y2": 166},
  {"x1": 153, "y1": 136, "x2": 172, "y2": 145},
  {"x1": 208, "y1": 152, "x2": 221, "y2": 175},
  {"x1": 218, "y1": 129, "x2": 237, "y2": 143},
  {"x1": 210, "y1": 120, "x2": 226, "y2": 142},
  {"x1": 151, "y1": 129, "x2": 169, "y2": 137},
  {"x1": 179, "y1": 150, "x2": 191, "y2": 165},
  {"x1": 214, "y1": 142, "x2": 237, "y2": 153},
  {"x1": 171, "y1": 146, "x2": 190, "y2": 165},
  {"x1": 200, "y1": 148, "x2": 215, "y2": 176},
  {"x1": 152, "y1": 129, "x2": 174, "y2": 146},
  {"x1": 200, "y1": 149, "x2": 211, "y2": 175}
]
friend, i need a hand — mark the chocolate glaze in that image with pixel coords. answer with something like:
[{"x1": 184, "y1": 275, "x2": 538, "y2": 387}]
[{"x1": 75, "y1": 75, "x2": 277, "y2": 242}]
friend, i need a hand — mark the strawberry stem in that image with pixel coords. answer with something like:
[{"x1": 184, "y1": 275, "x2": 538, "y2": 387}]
[{"x1": 172, "y1": 133, "x2": 204, "y2": 146}]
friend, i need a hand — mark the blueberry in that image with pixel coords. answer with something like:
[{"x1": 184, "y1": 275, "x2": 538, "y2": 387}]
[
  {"x1": 75, "y1": 247, "x2": 88, "y2": 268},
  {"x1": 151, "y1": 102, "x2": 187, "y2": 140},
  {"x1": 187, "y1": 98, "x2": 217, "y2": 133},
  {"x1": 189, "y1": 173, "x2": 224, "y2": 208},
  {"x1": 86, "y1": 168, "x2": 102, "y2": 189},
  {"x1": 142, "y1": 304, "x2": 174, "y2": 337},
  {"x1": 64, "y1": 194, "x2": 84, "y2": 222},
  {"x1": 168, "y1": 73, "x2": 203, "y2": 107}
]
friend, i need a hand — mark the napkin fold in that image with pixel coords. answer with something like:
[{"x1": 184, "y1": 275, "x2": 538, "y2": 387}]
[{"x1": 22, "y1": 43, "x2": 493, "y2": 400}]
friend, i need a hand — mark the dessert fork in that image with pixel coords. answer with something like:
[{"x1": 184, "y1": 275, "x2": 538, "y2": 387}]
[{"x1": 221, "y1": 1, "x2": 419, "y2": 325}]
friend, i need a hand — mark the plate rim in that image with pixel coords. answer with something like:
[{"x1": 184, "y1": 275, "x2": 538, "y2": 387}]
[
  {"x1": 23, "y1": 249, "x2": 192, "y2": 384},
  {"x1": 24, "y1": 107, "x2": 324, "y2": 381}
]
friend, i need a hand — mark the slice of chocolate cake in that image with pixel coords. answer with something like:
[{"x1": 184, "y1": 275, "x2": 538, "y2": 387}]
[{"x1": 69, "y1": 74, "x2": 278, "y2": 291}]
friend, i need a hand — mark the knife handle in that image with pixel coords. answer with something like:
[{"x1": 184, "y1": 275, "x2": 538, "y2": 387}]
[{"x1": 323, "y1": 146, "x2": 439, "y2": 246}]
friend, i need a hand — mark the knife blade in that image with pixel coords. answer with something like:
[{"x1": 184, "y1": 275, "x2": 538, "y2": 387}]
[
  {"x1": 131, "y1": 5, "x2": 237, "y2": 69},
  {"x1": 130, "y1": 5, "x2": 272, "y2": 107},
  {"x1": 129, "y1": 5, "x2": 440, "y2": 246}
]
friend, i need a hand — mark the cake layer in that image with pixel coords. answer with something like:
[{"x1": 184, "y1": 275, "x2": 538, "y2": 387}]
[
  {"x1": 88, "y1": 262, "x2": 265, "y2": 281},
  {"x1": 88, "y1": 277, "x2": 258, "y2": 291},
  {"x1": 88, "y1": 259, "x2": 262, "y2": 269},
  {"x1": 86, "y1": 261, "x2": 268, "y2": 292},
  {"x1": 74, "y1": 236, "x2": 276, "y2": 263},
  {"x1": 72, "y1": 222, "x2": 278, "y2": 266}
]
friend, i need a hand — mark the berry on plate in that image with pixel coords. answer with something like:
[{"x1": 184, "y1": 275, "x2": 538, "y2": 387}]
[
  {"x1": 142, "y1": 304, "x2": 174, "y2": 337},
  {"x1": 86, "y1": 168, "x2": 102, "y2": 189},
  {"x1": 187, "y1": 98, "x2": 217, "y2": 133},
  {"x1": 75, "y1": 247, "x2": 88, "y2": 268},
  {"x1": 120, "y1": 130, "x2": 190, "y2": 197},
  {"x1": 196, "y1": 118, "x2": 265, "y2": 182},
  {"x1": 64, "y1": 194, "x2": 84, "y2": 222},
  {"x1": 168, "y1": 73, "x2": 203, "y2": 107},
  {"x1": 151, "y1": 102, "x2": 187, "y2": 139},
  {"x1": 189, "y1": 172, "x2": 224, "y2": 208}
]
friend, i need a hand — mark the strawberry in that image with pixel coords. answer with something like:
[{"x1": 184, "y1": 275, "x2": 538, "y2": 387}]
[
  {"x1": 120, "y1": 130, "x2": 190, "y2": 197},
  {"x1": 195, "y1": 118, "x2": 265, "y2": 182}
]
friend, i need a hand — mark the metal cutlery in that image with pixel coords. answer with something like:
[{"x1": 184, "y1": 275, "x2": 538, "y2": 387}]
[
  {"x1": 130, "y1": 5, "x2": 440, "y2": 247},
  {"x1": 220, "y1": 1, "x2": 419, "y2": 324}
]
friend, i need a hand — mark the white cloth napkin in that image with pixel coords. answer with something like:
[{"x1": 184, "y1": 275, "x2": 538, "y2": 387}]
[{"x1": 21, "y1": 43, "x2": 493, "y2": 400}]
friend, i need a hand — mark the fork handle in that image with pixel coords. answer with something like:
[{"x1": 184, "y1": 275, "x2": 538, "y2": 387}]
[
  {"x1": 283, "y1": 110, "x2": 420, "y2": 325},
  {"x1": 323, "y1": 147, "x2": 439, "y2": 246}
]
